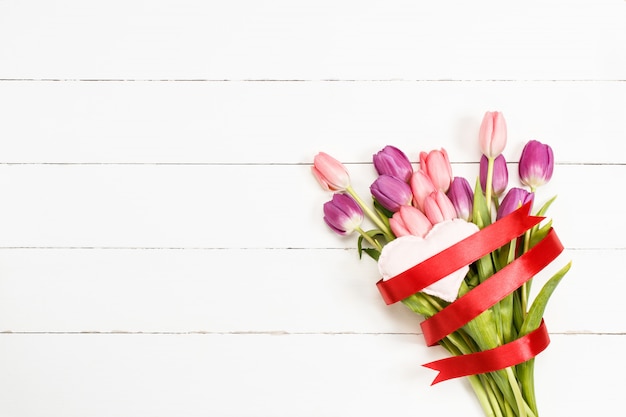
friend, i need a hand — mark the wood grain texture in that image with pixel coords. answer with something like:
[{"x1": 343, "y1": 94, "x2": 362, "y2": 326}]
[{"x1": 0, "y1": 0, "x2": 623, "y2": 415}]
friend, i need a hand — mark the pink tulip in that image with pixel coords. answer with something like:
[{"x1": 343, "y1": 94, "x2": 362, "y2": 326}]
[
  {"x1": 390, "y1": 205, "x2": 433, "y2": 238},
  {"x1": 419, "y1": 149, "x2": 453, "y2": 192},
  {"x1": 410, "y1": 170, "x2": 436, "y2": 211},
  {"x1": 311, "y1": 152, "x2": 351, "y2": 192},
  {"x1": 423, "y1": 190, "x2": 457, "y2": 224},
  {"x1": 479, "y1": 111, "x2": 507, "y2": 158}
]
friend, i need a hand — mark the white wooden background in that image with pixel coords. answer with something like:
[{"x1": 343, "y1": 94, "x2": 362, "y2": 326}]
[{"x1": 0, "y1": 1, "x2": 624, "y2": 415}]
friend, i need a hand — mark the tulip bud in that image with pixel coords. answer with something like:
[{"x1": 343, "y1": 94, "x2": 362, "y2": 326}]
[
  {"x1": 479, "y1": 111, "x2": 507, "y2": 158},
  {"x1": 312, "y1": 152, "x2": 351, "y2": 192},
  {"x1": 497, "y1": 188, "x2": 534, "y2": 220},
  {"x1": 410, "y1": 170, "x2": 436, "y2": 211},
  {"x1": 419, "y1": 149, "x2": 453, "y2": 192},
  {"x1": 423, "y1": 190, "x2": 457, "y2": 224},
  {"x1": 480, "y1": 154, "x2": 509, "y2": 196},
  {"x1": 519, "y1": 140, "x2": 554, "y2": 189},
  {"x1": 373, "y1": 145, "x2": 413, "y2": 183},
  {"x1": 370, "y1": 174, "x2": 413, "y2": 212},
  {"x1": 389, "y1": 205, "x2": 433, "y2": 238},
  {"x1": 447, "y1": 176, "x2": 474, "y2": 221},
  {"x1": 323, "y1": 193, "x2": 364, "y2": 235}
]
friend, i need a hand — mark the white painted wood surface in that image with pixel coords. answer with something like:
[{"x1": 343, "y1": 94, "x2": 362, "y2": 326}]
[{"x1": 0, "y1": 1, "x2": 624, "y2": 415}]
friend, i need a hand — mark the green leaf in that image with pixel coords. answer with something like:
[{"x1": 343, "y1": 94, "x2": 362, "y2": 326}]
[
  {"x1": 529, "y1": 219, "x2": 552, "y2": 248},
  {"x1": 472, "y1": 177, "x2": 491, "y2": 229},
  {"x1": 362, "y1": 248, "x2": 380, "y2": 261},
  {"x1": 519, "y1": 261, "x2": 572, "y2": 336},
  {"x1": 536, "y1": 195, "x2": 557, "y2": 217},
  {"x1": 373, "y1": 199, "x2": 394, "y2": 220}
]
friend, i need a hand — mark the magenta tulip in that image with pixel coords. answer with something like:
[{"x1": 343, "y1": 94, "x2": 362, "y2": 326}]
[
  {"x1": 370, "y1": 174, "x2": 413, "y2": 212},
  {"x1": 497, "y1": 188, "x2": 534, "y2": 220},
  {"x1": 323, "y1": 193, "x2": 364, "y2": 235},
  {"x1": 312, "y1": 152, "x2": 351, "y2": 192},
  {"x1": 373, "y1": 145, "x2": 413, "y2": 183},
  {"x1": 390, "y1": 205, "x2": 433, "y2": 238},
  {"x1": 419, "y1": 149, "x2": 453, "y2": 192},
  {"x1": 423, "y1": 190, "x2": 457, "y2": 224},
  {"x1": 410, "y1": 170, "x2": 436, "y2": 211},
  {"x1": 479, "y1": 111, "x2": 507, "y2": 158},
  {"x1": 519, "y1": 140, "x2": 554, "y2": 189},
  {"x1": 447, "y1": 176, "x2": 474, "y2": 221},
  {"x1": 480, "y1": 154, "x2": 509, "y2": 196}
]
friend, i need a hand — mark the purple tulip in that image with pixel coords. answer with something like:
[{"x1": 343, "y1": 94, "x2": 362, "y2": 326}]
[
  {"x1": 447, "y1": 176, "x2": 474, "y2": 221},
  {"x1": 480, "y1": 154, "x2": 509, "y2": 196},
  {"x1": 497, "y1": 188, "x2": 534, "y2": 220},
  {"x1": 323, "y1": 193, "x2": 364, "y2": 235},
  {"x1": 370, "y1": 174, "x2": 413, "y2": 212},
  {"x1": 373, "y1": 145, "x2": 413, "y2": 183},
  {"x1": 519, "y1": 140, "x2": 554, "y2": 189}
]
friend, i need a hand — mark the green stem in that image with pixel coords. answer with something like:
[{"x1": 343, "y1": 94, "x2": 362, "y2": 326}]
[
  {"x1": 505, "y1": 366, "x2": 535, "y2": 417},
  {"x1": 485, "y1": 156, "x2": 495, "y2": 216},
  {"x1": 345, "y1": 186, "x2": 394, "y2": 240},
  {"x1": 355, "y1": 227, "x2": 382, "y2": 251}
]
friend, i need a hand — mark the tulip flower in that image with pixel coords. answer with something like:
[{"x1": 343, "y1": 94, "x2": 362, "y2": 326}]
[
  {"x1": 496, "y1": 187, "x2": 534, "y2": 220},
  {"x1": 389, "y1": 206, "x2": 433, "y2": 237},
  {"x1": 478, "y1": 111, "x2": 507, "y2": 159},
  {"x1": 447, "y1": 176, "x2": 474, "y2": 221},
  {"x1": 323, "y1": 193, "x2": 364, "y2": 235},
  {"x1": 519, "y1": 140, "x2": 554, "y2": 190},
  {"x1": 480, "y1": 154, "x2": 508, "y2": 197},
  {"x1": 373, "y1": 145, "x2": 413, "y2": 183},
  {"x1": 312, "y1": 152, "x2": 351, "y2": 192},
  {"x1": 410, "y1": 170, "x2": 436, "y2": 211},
  {"x1": 423, "y1": 190, "x2": 457, "y2": 224},
  {"x1": 389, "y1": 205, "x2": 433, "y2": 238},
  {"x1": 419, "y1": 149, "x2": 453, "y2": 192},
  {"x1": 370, "y1": 174, "x2": 413, "y2": 212}
]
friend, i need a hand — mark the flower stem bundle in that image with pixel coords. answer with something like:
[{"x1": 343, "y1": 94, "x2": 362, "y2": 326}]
[{"x1": 312, "y1": 112, "x2": 570, "y2": 417}]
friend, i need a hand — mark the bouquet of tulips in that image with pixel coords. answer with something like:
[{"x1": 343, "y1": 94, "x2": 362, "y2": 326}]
[{"x1": 311, "y1": 112, "x2": 571, "y2": 417}]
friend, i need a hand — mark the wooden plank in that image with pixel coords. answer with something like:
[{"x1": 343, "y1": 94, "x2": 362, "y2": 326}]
[
  {"x1": 0, "y1": 1, "x2": 623, "y2": 80},
  {"x1": 0, "y1": 163, "x2": 620, "y2": 249},
  {"x1": 0, "y1": 81, "x2": 624, "y2": 164},
  {"x1": 0, "y1": 248, "x2": 619, "y2": 333},
  {"x1": 0, "y1": 333, "x2": 621, "y2": 416}
]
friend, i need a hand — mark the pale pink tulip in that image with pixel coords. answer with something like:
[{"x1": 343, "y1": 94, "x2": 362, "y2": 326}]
[
  {"x1": 312, "y1": 152, "x2": 351, "y2": 192},
  {"x1": 478, "y1": 111, "x2": 507, "y2": 158}
]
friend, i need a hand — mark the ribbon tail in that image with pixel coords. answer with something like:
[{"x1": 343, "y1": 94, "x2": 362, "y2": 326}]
[{"x1": 422, "y1": 320, "x2": 551, "y2": 385}]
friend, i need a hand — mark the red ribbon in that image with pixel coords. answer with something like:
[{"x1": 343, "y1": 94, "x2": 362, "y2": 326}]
[
  {"x1": 421, "y1": 228, "x2": 563, "y2": 346},
  {"x1": 423, "y1": 320, "x2": 550, "y2": 385},
  {"x1": 376, "y1": 202, "x2": 542, "y2": 305},
  {"x1": 375, "y1": 203, "x2": 564, "y2": 384}
]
